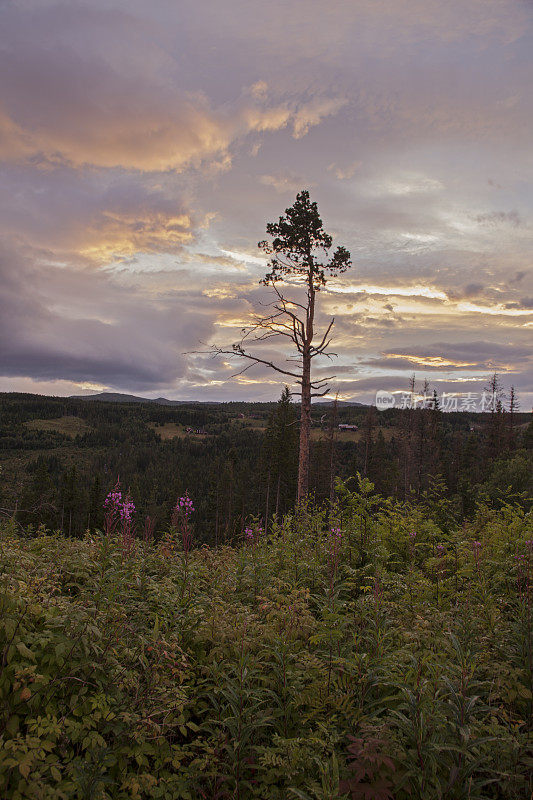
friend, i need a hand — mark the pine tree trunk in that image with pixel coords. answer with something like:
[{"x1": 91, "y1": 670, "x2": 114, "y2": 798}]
[
  {"x1": 329, "y1": 397, "x2": 338, "y2": 502},
  {"x1": 297, "y1": 354, "x2": 311, "y2": 502}
]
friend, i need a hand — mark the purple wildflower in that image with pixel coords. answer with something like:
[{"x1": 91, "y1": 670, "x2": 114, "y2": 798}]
[
  {"x1": 176, "y1": 493, "x2": 195, "y2": 516},
  {"x1": 120, "y1": 497, "x2": 136, "y2": 521},
  {"x1": 172, "y1": 492, "x2": 194, "y2": 557},
  {"x1": 104, "y1": 479, "x2": 122, "y2": 512}
]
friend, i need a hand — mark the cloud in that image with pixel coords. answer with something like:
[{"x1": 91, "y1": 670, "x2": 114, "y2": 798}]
[
  {"x1": 328, "y1": 283, "x2": 448, "y2": 300},
  {"x1": 80, "y1": 210, "x2": 194, "y2": 261},
  {"x1": 0, "y1": 240, "x2": 215, "y2": 391},
  {"x1": 259, "y1": 172, "x2": 313, "y2": 193},
  {"x1": 372, "y1": 341, "x2": 533, "y2": 373},
  {"x1": 0, "y1": 167, "x2": 203, "y2": 262},
  {"x1": 475, "y1": 210, "x2": 523, "y2": 227},
  {"x1": 249, "y1": 81, "x2": 269, "y2": 99},
  {"x1": 291, "y1": 97, "x2": 348, "y2": 139},
  {"x1": 504, "y1": 297, "x2": 533, "y2": 310},
  {"x1": 461, "y1": 283, "x2": 485, "y2": 298},
  {"x1": 0, "y1": 14, "x2": 347, "y2": 175},
  {"x1": 327, "y1": 160, "x2": 361, "y2": 180}
]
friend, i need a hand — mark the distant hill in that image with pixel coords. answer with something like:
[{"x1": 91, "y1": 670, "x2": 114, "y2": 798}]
[
  {"x1": 69, "y1": 392, "x2": 367, "y2": 407},
  {"x1": 69, "y1": 392, "x2": 195, "y2": 406},
  {"x1": 315, "y1": 399, "x2": 367, "y2": 407}
]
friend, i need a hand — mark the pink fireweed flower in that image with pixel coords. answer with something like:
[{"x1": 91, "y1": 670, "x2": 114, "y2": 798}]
[
  {"x1": 103, "y1": 479, "x2": 123, "y2": 535},
  {"x1": 173, "y1": 492, "x2": 194, "y2": 557},
  {"x1": 104, "y1": 479, "x2": 123, "y2": 512},
  {"x1": 120, "y1": 497, "x2": 135, "y2": 521},
  {"x1": 104, "y1": 490, "x2": 122, "y2": 508},
  {"x1": 472, "y1": 541, "x2": 482, "y2": 557},
  {"x1": 176, "y1": 493, "x2": 194, "y2": 516},
  {"x1": 103, "y1": 481, "x2": 136, "y2": 555},
  {"x1": 244, "y1": 523, "x2": 262, "y2": 544}
]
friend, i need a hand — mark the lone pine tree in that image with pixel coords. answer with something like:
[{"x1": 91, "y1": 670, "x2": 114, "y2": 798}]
[{"x1": 215, "y1": 190, "x2": 351, "y2": 501}]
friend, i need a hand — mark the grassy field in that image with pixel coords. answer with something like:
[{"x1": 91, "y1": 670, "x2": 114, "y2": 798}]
[
  {"x1": 149, "y1": 423, "x2": 208, "y2": 440},
  {"x1": 24, "y1": 416, "x2": 91, "y2": 437},
  {"x1": 240, "y1": 417, "x2": 399, "y2": 444}
]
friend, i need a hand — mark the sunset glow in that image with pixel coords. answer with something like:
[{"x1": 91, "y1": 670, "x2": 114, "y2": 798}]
[{"x1": 0, "y1": 0, "x2": 531, "y2": 405}]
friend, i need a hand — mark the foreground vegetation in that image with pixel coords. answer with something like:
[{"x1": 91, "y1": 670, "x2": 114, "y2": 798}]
[{"x1": 1, "y1": 479, "x2": 531, "y2": 799}]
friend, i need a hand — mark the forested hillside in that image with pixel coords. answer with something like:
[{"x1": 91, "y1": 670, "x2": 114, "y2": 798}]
[{"x1": 1, "y1": 388, "x2": 531, "y2": 541}]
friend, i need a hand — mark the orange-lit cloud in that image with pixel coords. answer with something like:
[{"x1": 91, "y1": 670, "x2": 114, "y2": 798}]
[
  {"x1": 383, "y1": 353, "x2": 478, "y2": 369},
  {"x1": 80, "y1": 211, "x2": 194, "y2": 262},
  {"x1": 0, "y1": 56, "x2": 347, "y2": 173}
]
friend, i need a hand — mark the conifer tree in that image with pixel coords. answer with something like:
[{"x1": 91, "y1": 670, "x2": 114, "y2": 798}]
[
  {"x1": 87, "y1": 475, "x2": 102, "y2": 533},
  {"x1": 261, "y1": 386, "x2": 298, "y2": 521},
  {"x1": 214, "y1": 190, "x2": 351, "y2": 501}
]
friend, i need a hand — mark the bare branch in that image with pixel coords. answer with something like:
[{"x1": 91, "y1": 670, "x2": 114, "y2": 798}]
[
  {"x1": 310, "y1": 377, "x2": 336, "y2": 390},
  {"x1": 312, "y1": 340, "x2": 335, "y2": 357},
  {"x1": 271, "y1": 283, "x2": 308, "y2": 314},
  {"x1": 229, "y1": 361, "x2": 257, "y2": 378},
  {"x1": 211, "y1": 345, "x2": 301, "y2": 379},
  {"x1": 310, "y1": 317, "x2": 334, "y2": 354},
  {"x1": 251, "y1": 330, "x2": 298, "y2": 343}
]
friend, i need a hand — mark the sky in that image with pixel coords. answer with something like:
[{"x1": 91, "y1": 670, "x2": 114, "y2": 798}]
[{"x1": 1, "y1": 0, "x2": 532, "y2": 409}]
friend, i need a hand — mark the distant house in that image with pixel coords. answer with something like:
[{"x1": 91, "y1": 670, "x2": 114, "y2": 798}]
[{"x1": 338, "y1": 424, "x2": 359, "y2": 431}]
